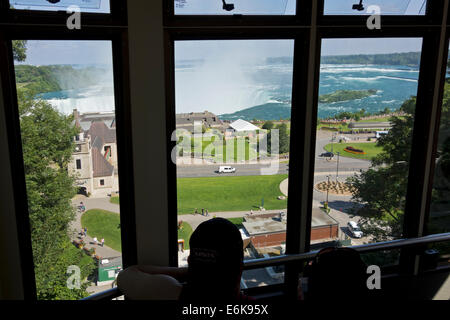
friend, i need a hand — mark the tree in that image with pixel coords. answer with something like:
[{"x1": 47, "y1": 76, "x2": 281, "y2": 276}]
[
  {"x1": 277, "y1": 123, "x2": 290, "y2": 154},
  {"x1": 12, "y1": 40, "x2": 27, "y2": 62},
  {"x1": 347, "y1": 95, "x2": 415, "y2": 240},
  {"x1": 18, "y1": 89, "x2": 96, "y2": 299},
  {"x1": 14, "y1": 41, "x2": 95, "y2": 300},
  {"x1": 262, "y1": 122, "x2": 289, "y2": 155},
  {"x1": 262, "y1": 120, "x2": 274, "y2": 131}
]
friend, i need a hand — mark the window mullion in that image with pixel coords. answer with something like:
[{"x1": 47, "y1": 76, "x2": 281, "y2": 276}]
[{"x1": 400, "y1": 0, "x2": 449, "y2": 275}]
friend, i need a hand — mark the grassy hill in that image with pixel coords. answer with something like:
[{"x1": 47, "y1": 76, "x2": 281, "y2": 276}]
[
  {"x1": 14, "y1": 64, "x2": 110, "y2": 94},
  {"x1": 219, "y1": 103, "x2": 291, "y2": 121}
]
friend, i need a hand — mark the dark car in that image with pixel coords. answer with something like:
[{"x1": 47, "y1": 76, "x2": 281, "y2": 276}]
[{"x1": 320, "y1": 152, "x2": 334, "y2": 158}]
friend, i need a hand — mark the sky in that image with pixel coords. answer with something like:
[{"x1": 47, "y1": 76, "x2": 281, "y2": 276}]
[
  {"x1": 17, "y1": 37, "x2": 424, "y2": 66},
  {"x1": 324, "y1": 0, "x2": 426, "y2": 15},
  {"x1": 174, "y1": 0, "x2": 425, "y2": 15},
  {"x1": 16, "y1": 40, "x2": 113, "y2": 66}
]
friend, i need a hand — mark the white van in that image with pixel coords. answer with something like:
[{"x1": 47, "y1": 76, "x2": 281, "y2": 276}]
[
  {"x1": 218, "y1": 166, "x2": 236, "y2": 173},
  {"x1": 347, "y1": 221, "x2": 363, "y2": 238}
]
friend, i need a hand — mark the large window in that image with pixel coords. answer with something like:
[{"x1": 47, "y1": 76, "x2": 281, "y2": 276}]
[
  {"x1": 312, "y1": 38, "x2": 422, "y2": 265},
  {"x1": 12, "y1": 40, "x2": 122, "y2": 299},
  {"x1": 174, "y1": 0, "x2": 296, "y2": 15},
  {"x1": 9, "y1": 0, "x2": 111, "y2": 13},
  {"x1": 174, "y1": 39, "x2": 294, "y2": 287},
  {"x1": 323, "y1": 0, "x2": 426, "y2": 15}
]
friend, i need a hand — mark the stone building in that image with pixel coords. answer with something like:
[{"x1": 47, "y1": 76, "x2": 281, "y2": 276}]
[{"x1": 69, "y1": 109, "x2": 119, "y2": 197}]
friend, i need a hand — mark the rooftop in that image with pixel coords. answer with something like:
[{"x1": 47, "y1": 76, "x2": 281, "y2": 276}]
[
  {"x1": 243, "y1": 209, "x2": 338, "y2": 236},
  {"x1": 229, "y1": 119, "x2": 260, "y2": 132}
]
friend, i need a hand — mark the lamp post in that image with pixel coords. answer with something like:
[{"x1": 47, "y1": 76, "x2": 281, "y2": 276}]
[
  {"x1": 326, "y1": 175, "x2": 330, "y2": 205},
  {"x1": 336, "y1": 151, "x2": 340, "y2": 183}
]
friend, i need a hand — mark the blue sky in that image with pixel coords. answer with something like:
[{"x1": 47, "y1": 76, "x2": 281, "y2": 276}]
[
  {"x1": 17, "y1": 37, "x2": 424, "y2": 66},
  {"x1": 16, "y1": 40, "x2": 113, "y2": 66},
  {"x1": 324, "y1": 0, "x2": 426, "y2": 15},
  {"x1": 175, "y1": 0, "x2": 296, "y2": 15},
  {"x1": 175, "y1": 0, "x2": 425, "y2": 15}
]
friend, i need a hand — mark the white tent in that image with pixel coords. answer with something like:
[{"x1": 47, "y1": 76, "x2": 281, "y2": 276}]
[{"x1": 229, "y1": 119, "x2": 260, "y2": 132}]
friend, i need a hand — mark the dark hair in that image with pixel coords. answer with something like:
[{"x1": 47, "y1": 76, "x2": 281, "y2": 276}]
[
  {"x1": 180, "y1": 218, "x2": 244, "y2": 301},
  {"x1": 304, "y1": 247, "x2": 368, "y2": 300}
]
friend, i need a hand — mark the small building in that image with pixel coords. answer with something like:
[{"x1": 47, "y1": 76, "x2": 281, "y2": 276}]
[
  {"x1": 97, "y1": 256, "x2": 122, "y2": 286},
  {"x1": 348, "y1": 121, "x2": 392, "y2": 130},
  {"x1": 225, "y1": 119, "x2": 260, "y2": 137},
  {"x1": 69, "y1": 109, "x2": 119, "y2": 197},
  {"x1": 175, "y1": 111, "x2": 222, "y2": 133},
  {"x1": 242, "y1": 209, "x2": 339, "y2": 249}
]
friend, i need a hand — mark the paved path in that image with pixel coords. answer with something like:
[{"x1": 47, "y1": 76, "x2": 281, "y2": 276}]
[
  {"x1": 178, "y1": 209, "x2": 286, "y2": 231},
  {"x1": 70, "y1": 196, "x2": 121, "y2": 259}
]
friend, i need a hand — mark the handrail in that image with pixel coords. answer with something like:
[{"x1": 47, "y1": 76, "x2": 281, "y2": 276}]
[
  {"x1": 82, "y1": 232, "x2": 450, "y2": 300},
  {"x1": 243, "y1": 232, "x2": 450, "y2": 269},
  {"x1": 82, "y1": 287, "x2": 121, "y2": 301}
]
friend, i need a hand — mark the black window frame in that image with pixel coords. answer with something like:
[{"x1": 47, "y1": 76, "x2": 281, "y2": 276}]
[
  {"x1": 164, "y1": 0, "x2": 450, "y2": 297},
  {"x1": 76, "y1": 159, "x2": 82, "y2": 170},
  {"x1": 0, "y1": 4, "x2": 137, "y2": 300}
]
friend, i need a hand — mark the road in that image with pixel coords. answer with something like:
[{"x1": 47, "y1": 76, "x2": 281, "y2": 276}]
[
  {"x1": 176, "y1": 136, "x2": 371, "y2": 178},
  {"x1": 175, "y1": 133, "x2": 373, "y2": 245}
]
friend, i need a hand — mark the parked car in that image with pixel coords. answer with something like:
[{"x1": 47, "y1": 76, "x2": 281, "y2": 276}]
[
  {"x1": 347, "y1": 221, "x2": 363, "y2": 238},
  {"x1": 218, "y1": 166, "x2": 236, "y2": 173},
  {"x1": 320, "y1": 152, "x2": 334, "y2": 158}
]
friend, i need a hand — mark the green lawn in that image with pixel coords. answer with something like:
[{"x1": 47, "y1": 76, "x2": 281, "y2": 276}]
[
  {"x1": 177, "y1": 221, "x2": 193, "y2": 250},
  {"x1": 110, "y1": 196, "x2": 120, "y2": 204},
  {"x1": 324, "y1": 142, "x2": 383, "y2": 160},
  {"x1": 81, "y1": 209, "x2": 122, "y2": 252},
  {"x1": 177, "y1": 174, "x2": 288, "y2": 214},
  {"x1": 183, "y1": 137, "x2": 258, "y2": 162}
]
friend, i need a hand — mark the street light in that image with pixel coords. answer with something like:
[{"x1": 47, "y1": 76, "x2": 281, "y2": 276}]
[
  {"x1": 326, "y1": 175, "x2": 330, "y2": 205},
  {"x1": 336, "y1": 151, "x2": 340, "y2": 182},
  {"x1": 331, "y1": 133, "x2": 335, "y2": 153}
]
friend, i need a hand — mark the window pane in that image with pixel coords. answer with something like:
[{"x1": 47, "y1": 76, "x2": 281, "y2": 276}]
[
  {"x1": 175, "y1": 0, "x2": 295, "y2": 15},
  {"x1": 324, "y1": 0, "x2": 426, "y2": 15},
  {"x1": 10, "y1": 0, "x2": 110, "y2": 13},
  {"x1": 13, "y1": 40, "x2": 121, "y2": 299},
  {"x1": 175, "y1": 40, "x2": 294, "y2": 288},
  {"x1": 426, "y1": 43, "x2": 450, "y2": 266},
  {"x1": 312, "y1": 38, "x2": 422, "y2": 266}
]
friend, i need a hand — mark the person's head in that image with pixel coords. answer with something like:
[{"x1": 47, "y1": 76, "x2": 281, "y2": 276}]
[
  {"x1": 305, "y1": 247, "x2": 368, "y2": 300},
  {"x1": 182, "y1": 218, "x2": 244, "y2": 301}
]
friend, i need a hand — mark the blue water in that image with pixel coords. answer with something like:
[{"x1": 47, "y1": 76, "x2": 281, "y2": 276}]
[
  {"x1": 242, "y1": 63, "x2": 419, "y2": 119},
  {"x1": 40, "y1": 61, "x2": 420, "y2": 119},
  {"x1": 175, "y1": 59, "x2": 419, "y2": 119},
  {"x1": 316, "y1": 64, "x2": 419, "y2": 118}
]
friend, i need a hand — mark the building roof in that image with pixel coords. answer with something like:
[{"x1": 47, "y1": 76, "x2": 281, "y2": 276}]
[
  {"x1": 73, "y1": 109, "x2": 116, "y2": 131},
  {"x1": 348, "y1": 122, "x2": 392, "y2": 129},
  {"x1": 87, "y1": 121, "x2": 116, "y2": 144},
  {"x1": 243, "y1": 209, "x2": 338, "y2": 236},
  {"x1": 92, "y1": 148, "x2": 114, "y2": 178},
  {"x1": 229, "y1": 119, "x2": 260, "y2": 132},
  {"x1": 176, "y1": 111, "x2": 221, "y2": 126},
  {"x1": 243, "y1": 217, "x2": 286, "y2": 236},
  {"x1": 99, "y1": 256, "x2": 122, "y2": 268},
  {"x1": 310, "y1": 208, "x2": 339, "y2": 228}
]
